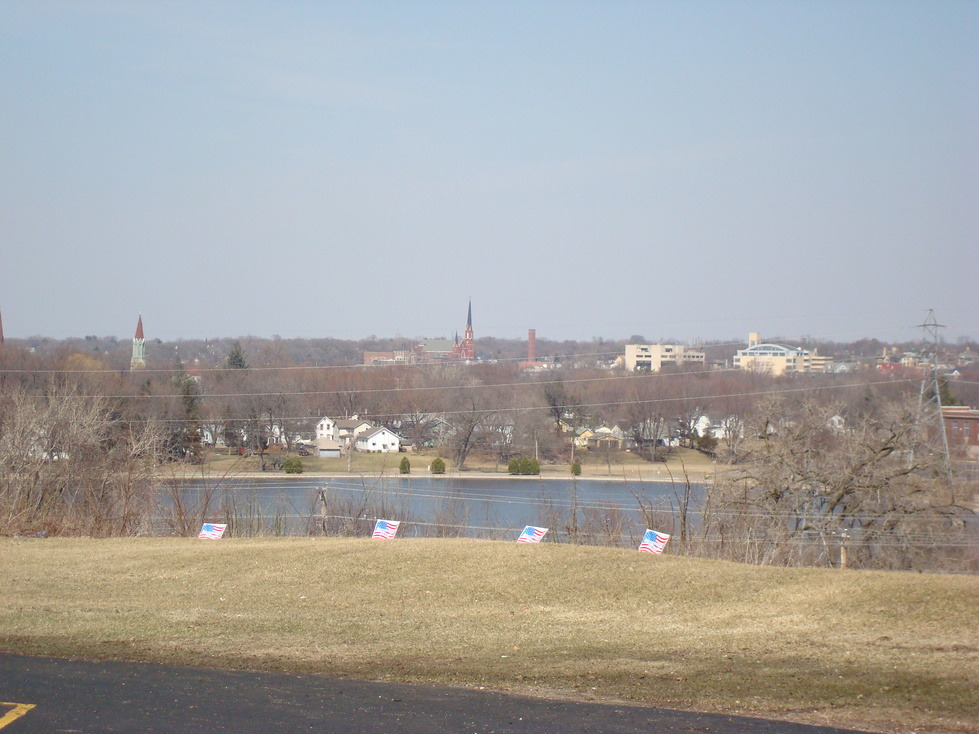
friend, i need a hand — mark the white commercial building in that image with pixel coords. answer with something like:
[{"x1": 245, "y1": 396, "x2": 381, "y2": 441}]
[{"x1": 733, "y1": 333, "x2": 811, "y2": 375}]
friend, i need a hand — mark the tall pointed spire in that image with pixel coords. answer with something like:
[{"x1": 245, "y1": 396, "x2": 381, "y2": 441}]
[
  {"x1": 457, "y1": 300, "x2": 475, "y2": 361},
  {"x1": 0, "y1": 307, "x2": 4, "y2": 344},
  {"x1": 131, "y1": 314, "x2": 146, "y2": 369}
]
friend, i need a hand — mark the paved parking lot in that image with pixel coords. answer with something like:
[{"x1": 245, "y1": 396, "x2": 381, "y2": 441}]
[{"x1": 0, "y1": 653, "x2": 867, "y2": 733}]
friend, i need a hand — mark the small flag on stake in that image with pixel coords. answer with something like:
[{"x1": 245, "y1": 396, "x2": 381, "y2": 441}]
[
  {"x1": 517, "y1": 526, "x2": 548, "y2": 543},
  {"x1": 372, "y1": 519, "x2": 400, "y2": 540},
  {"x1": 198, "y1": 523, "x2": 227, "y2": 540},
  {"x1": 638, "y1": 529, "x2": 670, "y2": 554}
]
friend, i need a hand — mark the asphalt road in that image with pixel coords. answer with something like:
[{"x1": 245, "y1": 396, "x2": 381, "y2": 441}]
[{"x1": 0, "y1": 653, "x2": 869, "y2": 733}]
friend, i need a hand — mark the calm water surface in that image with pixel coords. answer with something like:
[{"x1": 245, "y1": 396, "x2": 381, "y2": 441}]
[{"x1": 157, "y1": 475, "x2": 705, "y2": 542}]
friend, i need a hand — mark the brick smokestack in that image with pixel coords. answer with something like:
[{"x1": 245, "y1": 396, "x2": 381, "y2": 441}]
[{"x1": 528, "y1": 329, "x2": 536, "y2": 363}]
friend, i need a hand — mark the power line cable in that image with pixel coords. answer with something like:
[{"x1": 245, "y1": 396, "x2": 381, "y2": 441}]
[{"x1": 85, "y1": 378, "x2": 918, "y2": 425}]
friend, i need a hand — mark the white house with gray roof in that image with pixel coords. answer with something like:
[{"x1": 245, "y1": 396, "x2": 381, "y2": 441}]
[{"x1": 355, "y1": 426, "x2": 402, "y2": 453}]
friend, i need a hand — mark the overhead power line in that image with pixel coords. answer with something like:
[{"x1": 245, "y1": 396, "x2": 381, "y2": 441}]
[
  {"x1": 6, "y1": 366, "x2": 748, "y2": 400},
  {"x1": 63, "y1": 378, "x2": 917, "y2": 426}
]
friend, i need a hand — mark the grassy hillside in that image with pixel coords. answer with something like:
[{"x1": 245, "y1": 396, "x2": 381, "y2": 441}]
[{"x1": 2, "y1": 537, "x2": 976, "y2": 733}]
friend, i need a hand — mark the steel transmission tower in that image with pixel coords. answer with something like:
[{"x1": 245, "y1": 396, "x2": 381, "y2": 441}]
[{"x1": 911, "y1": 309, "x2": 952, "y2": 482}]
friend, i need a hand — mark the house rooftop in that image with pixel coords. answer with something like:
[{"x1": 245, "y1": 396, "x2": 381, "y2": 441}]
[{"x1": 336, "y1": 418, "x2": 371, "y2": 429}]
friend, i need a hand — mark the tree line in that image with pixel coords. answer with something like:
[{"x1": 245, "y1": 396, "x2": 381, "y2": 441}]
[{"x1": 0, "y1": 339, "x2": 974, "y2": 571}]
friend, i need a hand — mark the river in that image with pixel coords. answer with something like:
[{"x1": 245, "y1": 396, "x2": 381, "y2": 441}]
[{"x1": 156, "y1": 475, "x2": 706, "y2": 544}]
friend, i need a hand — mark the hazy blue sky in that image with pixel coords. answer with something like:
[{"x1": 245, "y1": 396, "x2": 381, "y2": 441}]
[{"x1": 1, "y1": 1, "x2": 976, "y2": 344}]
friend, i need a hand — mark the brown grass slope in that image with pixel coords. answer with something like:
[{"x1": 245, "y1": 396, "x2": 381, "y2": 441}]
[{"x1": 2, "y1": 537, "x2": 977, "y2": 733}]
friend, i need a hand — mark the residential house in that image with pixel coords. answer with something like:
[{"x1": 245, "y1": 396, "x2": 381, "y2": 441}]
[
  {"x1": 693, "y1": 415, "x2": 744, "y2": 441},
  {"x1": 390, "y1": 413, "x2": 453, "y2": 447},
  {"x1": 355, "y1": 426, "x2": 402, "y2": 453},
  {"x1": 335, "y1": 418, "x2": 374, "y2": 447},
  {"x1": 632, "y1": 418, "x2": 677, "y2": 447},
  {"x1": 594, "y1": 424, "x2": 626, "y2": 439},
  {"x1": 573, "y1": 428, "x2": 596, "y2": 448},
  {"x1": 315, "y1": 416, "x2": 338, "y2": 441},
  {"x1": 586, "y1": 434, "x2": 623, "y2": 451},
  {"x1": 264, "y1": 422, "x2": 303, "y2": 446}
]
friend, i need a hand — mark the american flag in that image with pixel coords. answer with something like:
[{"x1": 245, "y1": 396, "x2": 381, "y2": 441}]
[
  {"x1": 638, "y1": 529, "x2": 670, "y2": 554},
  {"x1": 517, "y1": 526, "x2": 548, "y2": 543},
  {"x1": 198, "y1": 523, "x2": 227, "y2": 540},
  {"x1": 371, "y1": 519, "x2": 400, "y2": 540}
]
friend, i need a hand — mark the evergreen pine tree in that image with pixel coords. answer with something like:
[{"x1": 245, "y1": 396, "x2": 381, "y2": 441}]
[{"x1": 226, "y1": 342, "x2": 248, "y2": 369}]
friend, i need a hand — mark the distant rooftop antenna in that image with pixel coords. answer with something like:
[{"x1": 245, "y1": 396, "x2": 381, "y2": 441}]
[{"x1": 910, "y1": 309, "x2": 952, "y2": 482}]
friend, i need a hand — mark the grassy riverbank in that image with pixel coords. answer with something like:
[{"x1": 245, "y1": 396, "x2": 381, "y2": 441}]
[
  {"x1": 2, "y1": 537, "x2": 976, "y2": 733},
  {"x1": 176, "y1": 446, "x2": 719, "y2": 482}
]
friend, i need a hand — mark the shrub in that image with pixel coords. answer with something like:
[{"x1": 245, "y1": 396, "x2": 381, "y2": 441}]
[
  {"x1": 508, "y1": 458, "x2": 520, "y2": 475},
  {"x1": 399, "y1": 456, "x2": 411, "y2": 474},
  {"x1": 696, "y1": 429, "x2": 718, "y2": 455},
  {"x1": 517, "y1": 457, "x2": 540, "y2": 475},
  {"x1": 430, "y1": 457, "x2": 446, "y2": 474},
  {"x1": 570, "y1": 461, "x2": 581, "y2": 476},
  {"x1": 283, "y1": 457, "x2": 303, "y2": 474}
]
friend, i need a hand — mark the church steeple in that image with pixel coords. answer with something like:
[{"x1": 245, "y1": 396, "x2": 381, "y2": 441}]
[
  {"x1": 458, "y1": 300, "x2": 475, "y2": 361},
  {"x1": 0, "y1": 308, "x2": 4, "y2": 344},
  {"x1": 131, "y1": 314, "x2": 146, "y2": 369}
]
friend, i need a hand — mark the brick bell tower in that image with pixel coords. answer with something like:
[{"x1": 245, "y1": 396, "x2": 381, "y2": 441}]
[{"x1": 456, "y1": 300, "x2": 475, "y2": 361}]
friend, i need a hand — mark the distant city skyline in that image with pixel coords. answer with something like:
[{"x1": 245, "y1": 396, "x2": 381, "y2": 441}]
[
  {"x1": 0, "y1": 305, "x2": 973, "y2": 348},
  {"x1": 1, "y1": 2, "x2": 976, "y2": 343}
]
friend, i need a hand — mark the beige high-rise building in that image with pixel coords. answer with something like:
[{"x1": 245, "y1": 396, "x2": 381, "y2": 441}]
[{"x1": 624, "y1": 344, "x2": 706, "y2": 372}]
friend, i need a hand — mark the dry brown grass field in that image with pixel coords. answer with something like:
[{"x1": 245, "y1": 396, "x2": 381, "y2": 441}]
[{"x1": 2, "y1": 537, "x2": 976, "y2": 733}]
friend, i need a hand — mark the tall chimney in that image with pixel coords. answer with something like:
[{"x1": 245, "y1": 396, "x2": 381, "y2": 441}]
[{"x1": 528, "y1": 329, "x2": 536, "y2": 363}]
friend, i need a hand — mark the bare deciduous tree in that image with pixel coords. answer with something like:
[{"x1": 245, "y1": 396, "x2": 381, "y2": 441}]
[
  {"x1": 701, "y1": 396, "x2": 974, "y2": 569},
  {"x1": 0, "y1": 386, "x2": 163, "y2": 536}
]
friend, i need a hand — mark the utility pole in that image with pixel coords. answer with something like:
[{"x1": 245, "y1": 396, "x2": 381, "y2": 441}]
[
  {"x1": 910, "y1": 310, "x2": 953, "y2": 483},
  {"x1": 317, "y1": 487, "x2": 329, "y2": 535}
]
